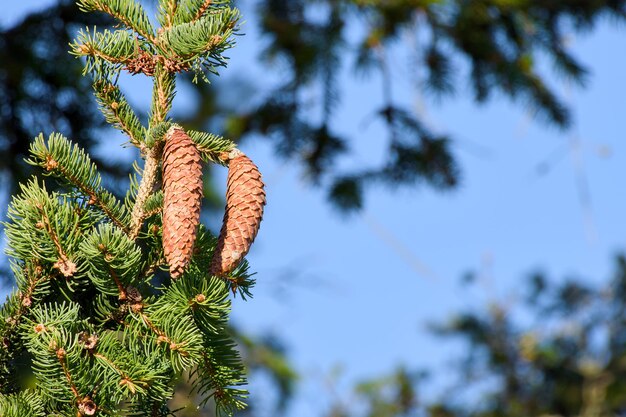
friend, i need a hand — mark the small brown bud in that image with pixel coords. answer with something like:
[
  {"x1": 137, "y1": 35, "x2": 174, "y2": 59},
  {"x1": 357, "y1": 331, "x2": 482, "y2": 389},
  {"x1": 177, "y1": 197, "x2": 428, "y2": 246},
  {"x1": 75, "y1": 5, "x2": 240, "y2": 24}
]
[
  {"x1": 21, "y1": 297, "x2": 32, "y2": 307},
  {"x1": 45, "y1": 156, "x2": 58, "y2": 171},
  {"x1": 48, "y1": 339, "x2": 58, "y2": 351},
  {"x1": 126, "y1": 286, "x2": 142, "y2": 302},
  {"x1": 78, "y1": 398, "x2": 97, "y2": 416},
  {"x1": 209, "y1": 35, "x2": 223, "y2": 47},
  {"x1": 53, "y1": 259, "x2": 77, "y2": 278},
  {"x1": 110, "y1": 101, "x2": 119, "y2": 111},
  {"x1": 56, "y1": 347, "x2": 66, "y2": 360},
  {"x1": 35, "y1": 221, "x2": 45, "y2": 229},
  {"x1": 79, "y1": 332, "x2": 98, "y2": 351},
  {"x1": 34, "y1": 323, "x2": 45, "y2": 334},
  {"x1": 195, "y1": 294, "x2": 206, "y2": 303},
  {"x1": 119, "y1": 378, "x2": 137, "y2": 394}
]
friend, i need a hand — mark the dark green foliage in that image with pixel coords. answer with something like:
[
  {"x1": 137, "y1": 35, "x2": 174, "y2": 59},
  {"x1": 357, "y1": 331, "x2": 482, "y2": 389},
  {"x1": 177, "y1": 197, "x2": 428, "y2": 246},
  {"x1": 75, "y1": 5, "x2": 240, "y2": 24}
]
[{"x1": 329, "y1": 177, "x2": 363, "y2": 212}]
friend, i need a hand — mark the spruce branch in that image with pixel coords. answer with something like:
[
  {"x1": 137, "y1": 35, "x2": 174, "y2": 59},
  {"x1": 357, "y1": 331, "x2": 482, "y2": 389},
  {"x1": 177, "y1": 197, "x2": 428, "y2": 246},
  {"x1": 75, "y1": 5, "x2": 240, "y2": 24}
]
[
  {"x1": 188, "y1": 130, "x2": 236, "y2": 165},
  {"x1": 0, "y1": 391, "x2": 45, "y2": 417},
  {"x1": 71, "y1": 27, "x2": 138, "y2": 77},
  {"x1": 146, "y1": 122, "x2": 173, "y2": 148},
  {"x1": 79, "y1": 223, "x2": 143, "y2": 298},
  {"x1": 93, "y1": 80, "x2": 147, "y2": 149},
  {"x1": 130, "y1": 309, "x2": 204, "y2": 372},
  {"x1": 77, "y1": 0, "x2": 155, "y2": 42},
  {"x1": 130, "y1": 66, "x2": 174, "y2": 239},
  {"x1": 39, "y1": 209, "x2": 77, "y2": 278},
  {"x1": 189, "y1": 0, "x2": 215, "y2": 23},
  {"x1": 194, "y1": 337, "x2": 248, "y2": 416},
  {"x1": 174, "y1": 0, "x2": 228, "y2": 25},
  {"x1": 143, "y1": 191, "x2": 164, "y2": 219},
  {"x1": 9, "y1": 261, "x2": 52, "y2": 322},
  {"x1": 56, "y1": 346, "x2": 81, "y2": 400},
  {"x1": 20, "y1": 303, "x2": 83, "y2": 409},
  {"x1": 0, "y1": 262, "x2": 54, "y2": 391},
  {"x1": 4, "y1": 180, "x2": 93, "y2": 280},
  {"x1": 158, "y1": 8, "x2": 240, "y2": 75},
  {"x1": 154, "y1": 272, "x2": 248, "y2": 414},
  {"x1": 90, "y1": 330, "x2": 170, "y2": 399},
  {"x1": 150, "y1": 66, "x2": 176, "y2": 125},
  {"x1": 157, "y1": 0, "x2": 179, "y2": 29},
  {"x1": 129, "y1": 145, "x2": 162, "y2": 239},
  {"x1": 160, "y1": 9, "x2": 237, "y2": 57},
  {"x1": 27, "y1": 133, "x2": 130, "y2": 233}
]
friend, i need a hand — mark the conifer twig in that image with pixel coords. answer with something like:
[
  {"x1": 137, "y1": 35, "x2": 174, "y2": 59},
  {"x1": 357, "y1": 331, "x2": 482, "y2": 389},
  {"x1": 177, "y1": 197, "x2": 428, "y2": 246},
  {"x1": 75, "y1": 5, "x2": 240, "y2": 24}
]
[
  {"x1": 136, "y1": 311, "x2": 192, "y2": 358},
  {"x1": 38, "y1": 211, "x2": 77, "y2": 278},
  {"x1": 192, "y1": 0, "x2": 213, "y2": 22},
  {"x1": 130, "y1": 67, "x2": 173, "y2": 239},
  {"x1": 93, "y1": 81, "x2": 146, "y2": 150},
  {"x1": 51, "y1": 162, "x2": 130, "y2": 234},
  {"x1": 129, "y1": 146, "x2": 161, "y2": 239},
  {"x1": 161, "y1": 0, "x2": 178, "y2": 28},
  {"x1": 28, "y1": 134, "x2": 131, "y2": 234},
  {"x1": 107, "y1": 265, "x2": 128, "y2": 301},
  {"x1": 77, "y1": 0, "x2": 155, "y2": 43},
  {"x1": 1, "y1": 264, "x2": 48, "y2": 340},
  {"x1": 92, "y1": 353, "x2": 144, "y2": 391},
  {"x1": 56, "y1": 348, "x2": 80, "y2": 399}
]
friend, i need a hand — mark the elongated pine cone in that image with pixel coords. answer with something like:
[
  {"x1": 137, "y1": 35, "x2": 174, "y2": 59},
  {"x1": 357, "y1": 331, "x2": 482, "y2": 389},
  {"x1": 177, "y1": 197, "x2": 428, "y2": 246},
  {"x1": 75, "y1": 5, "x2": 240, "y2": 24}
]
[
  {"x1": 210, "y1": 150, "x2": 266, "y2": 276},
  {"x1": 162, "y1": 126, "x2": 203, "y2": 278}
]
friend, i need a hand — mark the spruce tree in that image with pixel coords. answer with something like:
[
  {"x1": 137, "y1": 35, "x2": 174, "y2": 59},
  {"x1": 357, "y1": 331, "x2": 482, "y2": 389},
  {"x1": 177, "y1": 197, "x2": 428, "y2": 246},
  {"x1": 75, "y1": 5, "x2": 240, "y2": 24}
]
[{"x1": 0, "y1": 1, "x2": 266, "y2": 415}]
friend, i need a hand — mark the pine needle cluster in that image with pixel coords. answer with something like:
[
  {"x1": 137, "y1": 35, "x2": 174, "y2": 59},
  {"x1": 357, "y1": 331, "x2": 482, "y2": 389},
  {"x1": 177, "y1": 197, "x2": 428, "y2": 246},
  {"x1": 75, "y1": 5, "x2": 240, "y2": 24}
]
[{"x1": 0, "y1": 1, "x2": 253, "y2": 415}]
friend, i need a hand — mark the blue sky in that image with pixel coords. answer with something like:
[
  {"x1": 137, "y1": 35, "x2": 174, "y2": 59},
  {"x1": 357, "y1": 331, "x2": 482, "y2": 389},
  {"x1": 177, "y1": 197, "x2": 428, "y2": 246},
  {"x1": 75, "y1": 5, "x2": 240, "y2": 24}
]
[{"x1": 2, "y1": 2, "x2": 626, "y2": 416}]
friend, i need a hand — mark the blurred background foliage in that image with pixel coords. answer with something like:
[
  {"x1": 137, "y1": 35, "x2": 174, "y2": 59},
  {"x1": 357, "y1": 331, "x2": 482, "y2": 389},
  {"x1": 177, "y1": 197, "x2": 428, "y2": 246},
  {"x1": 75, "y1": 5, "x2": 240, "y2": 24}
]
[
  {"x1": 322, "y1": 255, "x2": 626, "y2": 417},
  {"x1": 1, "y1": 0, "x2": 625, "y2": 415}
]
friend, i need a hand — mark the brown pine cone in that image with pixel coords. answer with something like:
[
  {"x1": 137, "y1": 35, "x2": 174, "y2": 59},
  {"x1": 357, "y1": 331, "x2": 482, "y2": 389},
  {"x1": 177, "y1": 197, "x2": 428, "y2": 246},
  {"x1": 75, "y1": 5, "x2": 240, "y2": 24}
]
[
  {"x1": 162, "y1": 126, "x2": 203, "y2": 278},
  {"x1": 210, "y1": 149, "x2": 266, "y2": 276}
]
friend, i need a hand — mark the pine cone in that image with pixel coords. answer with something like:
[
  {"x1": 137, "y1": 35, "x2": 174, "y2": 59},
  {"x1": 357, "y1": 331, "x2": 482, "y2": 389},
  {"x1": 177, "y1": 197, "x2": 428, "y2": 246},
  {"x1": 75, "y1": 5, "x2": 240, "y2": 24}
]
[
  {"x1": 162, "y1": 126, "x2": 203, "y2": 278},
  {"x1": 210, "y1": 150, "x2": 266, "y2": 276}
]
